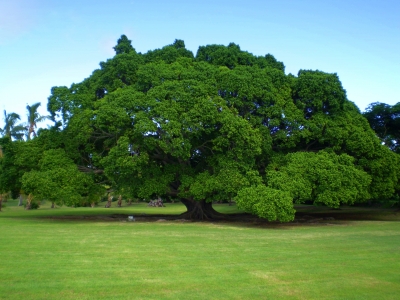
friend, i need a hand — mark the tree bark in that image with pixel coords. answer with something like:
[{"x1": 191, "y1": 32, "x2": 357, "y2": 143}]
[
  {"x1": 117, "y1": 195, "x2": 122, "y2": 207},
  {"x1": 180, "y1": 198, "x2": 225, "y2": 220},
  {"x1": 25, "y1": 194, "x2": 33, "y2": 210},
  {"x1": 51, "y1": 202, "x2": 55, "y2": 208},
  {"x1": 105, "y1": 194, "x2": 112, "y2": 208},
  {"x1": 18, "y1": 195, "x2": 23, "y2": 206},
  {"x1": 0, "y1": 193, "x2": 3, "y2": 211}
]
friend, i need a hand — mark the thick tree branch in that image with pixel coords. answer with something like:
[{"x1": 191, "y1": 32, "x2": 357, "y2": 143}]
[{"x1": 77, "y1": 165, "x2": 104, "y2": 174}]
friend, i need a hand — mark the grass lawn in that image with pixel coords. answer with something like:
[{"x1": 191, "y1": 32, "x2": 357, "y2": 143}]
[{"x1": 0, "y1": 200, "x2": 399, "y2": 299}]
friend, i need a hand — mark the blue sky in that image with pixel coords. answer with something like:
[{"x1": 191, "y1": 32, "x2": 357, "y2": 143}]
[{"x1": 1, "y1": 0, "x2": 399, "y2": 129}]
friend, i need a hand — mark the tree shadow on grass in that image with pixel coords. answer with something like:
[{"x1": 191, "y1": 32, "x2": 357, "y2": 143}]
[{"x1": 34, "y1": 205, "x2": 399, "y2": 229}]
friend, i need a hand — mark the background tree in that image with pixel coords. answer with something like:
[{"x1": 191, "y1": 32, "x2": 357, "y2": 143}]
[
  {"x1": 0, "y1": 137, "x2": 28, "y2": 199},
  {"x1": 363, "y1": 102, "x2": 400, "y2": 153},
  {"x1": 26, "y1": 102, "x2": 47, "y2": 140},
  {"x1": 0, "y1": 110, "x2": 26, "y2": 141},
  {"x1": 21, "y1": 149, "x2": 100, "y2": 208},
  {"x1": 0, "y1": 123, "x2": 83, "y2": 202}
]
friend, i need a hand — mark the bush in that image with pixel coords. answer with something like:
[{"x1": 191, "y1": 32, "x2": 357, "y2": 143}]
[{"x1": 24, "y1": 201, "x2": 40, "y2": 209}]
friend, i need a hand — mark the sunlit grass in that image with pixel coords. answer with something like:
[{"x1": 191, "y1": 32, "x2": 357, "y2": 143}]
[{"x1": 1, "y1": 200, "x2": 399, "y2": 299}]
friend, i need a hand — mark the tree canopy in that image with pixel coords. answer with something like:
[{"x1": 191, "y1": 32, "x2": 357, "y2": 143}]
[{"x1": 1, "y1": 35, "x2": 399, "y2": 220}]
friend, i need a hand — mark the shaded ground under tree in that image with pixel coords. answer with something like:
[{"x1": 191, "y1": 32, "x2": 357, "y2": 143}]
[{"x1": 38, "y1": 204, "x2": 400, "y2": 226}]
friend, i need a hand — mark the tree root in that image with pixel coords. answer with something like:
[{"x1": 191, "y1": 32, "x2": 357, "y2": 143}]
[{"x1": 180, "y1": 198, "x2": 227, "y2": 220}]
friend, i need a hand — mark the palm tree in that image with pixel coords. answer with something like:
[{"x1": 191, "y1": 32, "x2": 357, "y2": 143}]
[
  {"x1": 0, "y1": 110, "x2": 26, "y2": 141},
  {"x1": 26, "y1": 102, "x2": 47, "y2": 140}
]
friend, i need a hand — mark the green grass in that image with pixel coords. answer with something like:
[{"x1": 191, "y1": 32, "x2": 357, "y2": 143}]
[{"x1": 1, "y1": 200, "x2": 399, "y2": 299}]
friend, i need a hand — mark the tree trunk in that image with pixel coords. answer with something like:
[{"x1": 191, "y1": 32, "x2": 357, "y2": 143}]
[
  {"x1": 180, "y1": 198, "x2": 225, "y2": 220},
  {"x1": 18, "y1": 195, "x2": 23, "y2": 206},
  {"x1": 51, "y1": 202, "x2": 55, "y2": 208},
  {"x1": 0, "y1": 193, "x2": 4, "y2": 211},
  {"x1": 25, "y1": 194, "x2": 33, "y2": 210},
  {"x1": 91, "y1": 202, "x2": 96, "y2": 208},
  {"x1": 117, "y1": 195, "x2": 122, "y2": 207},
  {"x1": 105, "y1": 194, "x2": 112, "y2": 208}
]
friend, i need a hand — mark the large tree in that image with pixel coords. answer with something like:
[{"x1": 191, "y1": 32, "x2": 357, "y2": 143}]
[{"x1": 39, "y1": 36, "x2": 400, "y2": 220}]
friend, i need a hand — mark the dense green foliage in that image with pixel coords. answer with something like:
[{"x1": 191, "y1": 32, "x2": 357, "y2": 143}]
[
  {"x1": 363, "y1": 102, "x2": 400, "y2": 153},
  {"x1": 21, "y1": 149, "x2": 101, "y2": 207},
  {"x1": 1, "y1": 35, "x2": 399, "y2": 221},
  {"x1": 266, "y1": 151, "x2": 371, "y2": 207}
]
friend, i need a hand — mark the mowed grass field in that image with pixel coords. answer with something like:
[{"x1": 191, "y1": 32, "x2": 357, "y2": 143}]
[{"x1": 0, "y1": 200, "x2": 399, "y2": 300}]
